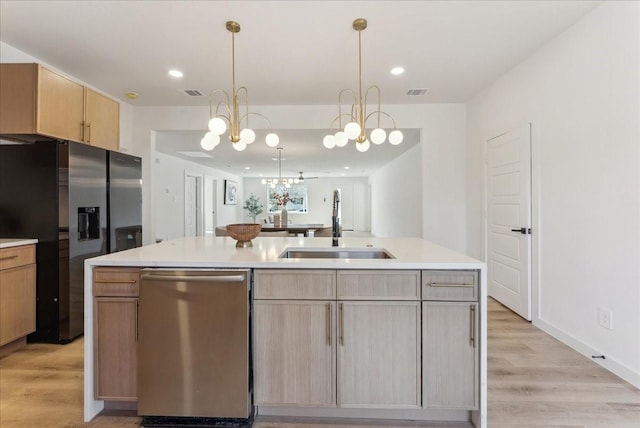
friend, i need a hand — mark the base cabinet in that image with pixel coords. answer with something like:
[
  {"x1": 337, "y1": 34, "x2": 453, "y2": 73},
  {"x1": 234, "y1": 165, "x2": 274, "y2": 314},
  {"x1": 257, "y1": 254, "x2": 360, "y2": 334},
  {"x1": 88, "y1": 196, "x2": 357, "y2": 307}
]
[
  {"x1": 94, "y1": 297, "x2": 138, "y2": 400},
  {"x1": 422, "y1": 301, "x2": 479, "y2": 410},
  {"x1": 253, "y1": 269, "x2": 421, "y2": 409},
  {"x1": 337, "y1": 301, "x2": 420, "y2": 408},
  {"x1": 253, "y1": 300, "x2": 335, "y2": 406},
  {"x1": 93, "y1": 267, "x2": 139, "y2": 401},
  {"x1": 0, "y1": 244, "x2": 36, "y2": 348}
]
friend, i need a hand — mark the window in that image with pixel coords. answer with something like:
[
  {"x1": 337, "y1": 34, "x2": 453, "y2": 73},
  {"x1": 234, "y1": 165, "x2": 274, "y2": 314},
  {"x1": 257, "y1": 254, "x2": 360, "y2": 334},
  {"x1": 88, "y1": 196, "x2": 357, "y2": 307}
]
[{"x1": 268, "y1": 184, "x2": 308, "y2": 213}]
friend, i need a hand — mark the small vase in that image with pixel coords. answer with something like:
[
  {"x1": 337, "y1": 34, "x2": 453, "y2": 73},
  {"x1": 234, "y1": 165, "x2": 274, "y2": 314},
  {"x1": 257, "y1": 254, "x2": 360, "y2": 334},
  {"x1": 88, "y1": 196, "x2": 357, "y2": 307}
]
[{"x1": 280, "y1": 207, "x2": 288, "y2": 226}]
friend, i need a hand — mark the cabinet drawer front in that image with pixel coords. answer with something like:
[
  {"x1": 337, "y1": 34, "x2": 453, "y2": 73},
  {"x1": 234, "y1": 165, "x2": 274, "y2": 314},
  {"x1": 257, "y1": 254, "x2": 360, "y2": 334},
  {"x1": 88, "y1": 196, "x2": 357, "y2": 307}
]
[
  {"x1": 422, "y1": 270, "x2": 478, "y2": 301},
  {"x1": 93, "y1": 268, "x2": 140, "y2": 297},
  {"x1": 254, "y1": 269, "x2": 336, "y2": 299},
  {"x1": 0, "y1": 245, "x2": 35, "y2": 270},
  {"x1": 337, "y1": 270, "x2": 420, "y2": 300},
  {"x1": 0, "y1": 264, "x2": 36, "y2": 346}
]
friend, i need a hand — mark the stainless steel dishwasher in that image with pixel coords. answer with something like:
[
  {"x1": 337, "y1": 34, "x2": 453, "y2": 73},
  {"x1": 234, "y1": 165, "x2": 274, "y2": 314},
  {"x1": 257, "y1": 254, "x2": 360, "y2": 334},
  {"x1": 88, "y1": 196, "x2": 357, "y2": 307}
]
[{"x1": 137, "y1": 269, "x2": 251, "y2": 424}]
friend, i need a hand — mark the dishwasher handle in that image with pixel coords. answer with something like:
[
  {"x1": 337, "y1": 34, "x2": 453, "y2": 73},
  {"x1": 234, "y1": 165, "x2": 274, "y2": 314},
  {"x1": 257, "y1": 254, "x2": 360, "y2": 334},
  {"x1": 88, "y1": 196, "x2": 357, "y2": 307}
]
[{"x1": 140, "y1": 273, "x2": 246, "y2": 283}]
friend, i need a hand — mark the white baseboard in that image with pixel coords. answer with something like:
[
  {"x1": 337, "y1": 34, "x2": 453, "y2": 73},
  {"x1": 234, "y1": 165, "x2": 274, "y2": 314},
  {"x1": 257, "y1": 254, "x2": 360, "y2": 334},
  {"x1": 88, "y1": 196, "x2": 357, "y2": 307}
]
[{"x1": 534, "y1": 318, "x2": 640, "y2": 389}]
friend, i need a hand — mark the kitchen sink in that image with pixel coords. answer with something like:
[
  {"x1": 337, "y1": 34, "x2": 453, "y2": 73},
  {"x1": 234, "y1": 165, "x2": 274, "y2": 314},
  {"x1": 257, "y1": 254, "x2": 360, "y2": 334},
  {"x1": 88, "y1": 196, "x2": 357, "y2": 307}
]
[{"x1": 279, "y1": 247, "x2": 395, "y2": 259}]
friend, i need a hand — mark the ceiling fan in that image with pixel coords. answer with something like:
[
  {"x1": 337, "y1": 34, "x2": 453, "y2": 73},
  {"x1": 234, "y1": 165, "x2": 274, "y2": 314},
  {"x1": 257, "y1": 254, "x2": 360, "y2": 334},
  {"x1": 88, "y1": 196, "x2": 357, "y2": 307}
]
[{"x1": 298, "y1": 171, "x2": 318, "y2": 181}]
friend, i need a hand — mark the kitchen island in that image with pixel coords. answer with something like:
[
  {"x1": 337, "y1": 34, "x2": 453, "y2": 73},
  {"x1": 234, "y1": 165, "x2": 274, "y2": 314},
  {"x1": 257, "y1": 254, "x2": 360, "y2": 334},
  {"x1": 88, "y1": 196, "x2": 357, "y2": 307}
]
[{"x1": 83, "y1": 236, "x2": 487, "y2": 427}]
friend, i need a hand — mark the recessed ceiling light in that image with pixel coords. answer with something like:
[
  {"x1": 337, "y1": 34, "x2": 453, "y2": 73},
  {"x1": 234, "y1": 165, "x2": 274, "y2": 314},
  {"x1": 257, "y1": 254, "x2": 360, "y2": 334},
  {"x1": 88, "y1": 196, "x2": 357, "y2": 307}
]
[
  {"x1": 390, "y1": 67, "x2": 405, "y2": 76},
  {"x1": 244, "y1": 166, "x2": 251, "y2": 170},
  {"x1": 344, "y1": 166, "x2": 350, "y2": 170},
  {"x1": 168, "y1": 69, "x2": 184, "y2": 78}
]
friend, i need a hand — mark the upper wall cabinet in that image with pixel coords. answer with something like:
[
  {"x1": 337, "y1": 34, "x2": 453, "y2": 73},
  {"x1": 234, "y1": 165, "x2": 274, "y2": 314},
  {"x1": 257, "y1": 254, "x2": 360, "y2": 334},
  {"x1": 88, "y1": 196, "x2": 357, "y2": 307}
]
[{"x1": 0, "y1": 63, "x2": 119, "y2": 151}]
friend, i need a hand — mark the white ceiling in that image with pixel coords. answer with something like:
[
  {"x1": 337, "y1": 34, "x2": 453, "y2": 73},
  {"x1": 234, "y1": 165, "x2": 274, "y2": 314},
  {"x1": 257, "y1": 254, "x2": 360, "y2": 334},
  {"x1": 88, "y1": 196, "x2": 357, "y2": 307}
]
[{"x1": 0, "y1": 0, "x2": 600, "y2": 177}]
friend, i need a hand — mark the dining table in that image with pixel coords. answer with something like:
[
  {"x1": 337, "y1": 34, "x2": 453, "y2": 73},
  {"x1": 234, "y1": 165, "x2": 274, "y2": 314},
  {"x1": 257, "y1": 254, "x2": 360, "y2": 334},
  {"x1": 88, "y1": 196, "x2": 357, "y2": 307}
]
[{"x1": 260, "y1": 223, "x2": 329, "y2": 237}]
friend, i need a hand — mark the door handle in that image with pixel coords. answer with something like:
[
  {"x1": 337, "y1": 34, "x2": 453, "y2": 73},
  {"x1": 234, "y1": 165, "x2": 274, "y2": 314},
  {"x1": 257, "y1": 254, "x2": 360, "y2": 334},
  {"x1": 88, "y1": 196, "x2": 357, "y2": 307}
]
[
  {"x1": 326, "y1": 303, "x2": 332, "y2": 347},
  {"x1": 339, "y1": 303, "x2": 344, "y2": 346},
  {"x1": 470, "y1": 304, "x2": 476, "y2": 348},
  {"x1": 511, "y1": 227, "x2": 531, "y2": 234}
]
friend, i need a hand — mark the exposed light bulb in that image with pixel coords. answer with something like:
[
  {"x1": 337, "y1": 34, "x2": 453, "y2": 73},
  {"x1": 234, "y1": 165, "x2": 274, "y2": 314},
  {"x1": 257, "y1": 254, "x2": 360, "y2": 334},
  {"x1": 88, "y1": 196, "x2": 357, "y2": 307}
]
[
  {"x1": 355, "y1": 139, "x2": 370, "y2": 152},
  {"x1": 200, "y1": 132, "x2": 220, "y2": 150},
  {"x1": 370, "y1": 128, "x2": 386, "y2": 145},
  {"x1": 208, "y1": 117, "x2": 227, "y2": 135},
  {"x1": 323, "y1": 135, "x2": 336, "y2": 149},
  {"x1": 240, "y1": 128, "x2": 256, "y2": 144},
  {"x1": 388, "y1": 130, "x2": 404, "y2": 145},
  {"x1": 265, "y1": 133, "x2": 279, "y2": 147},
  {"x1": 344, "y1": 122, "x2": 361, "y2": 140},
  {"x1": 233, "y1": 140, "x2": 247, "y2": 151},
  {"x1": 335, "y1": 131, "x2": 348, "y2": 147}
]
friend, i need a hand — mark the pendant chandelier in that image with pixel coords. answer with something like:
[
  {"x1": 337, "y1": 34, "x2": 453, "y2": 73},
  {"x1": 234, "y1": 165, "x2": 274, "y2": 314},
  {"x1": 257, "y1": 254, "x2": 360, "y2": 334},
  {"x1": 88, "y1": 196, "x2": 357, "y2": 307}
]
[
  {"x1": 261, "y1": 148, "x2": 300, "y2": 188},
  {"x1": 201, "y1": 21, "x2": 279, "y2": 152},
  {"x1": 323, "y1": 18, "x2": 403, "y2": 153}
]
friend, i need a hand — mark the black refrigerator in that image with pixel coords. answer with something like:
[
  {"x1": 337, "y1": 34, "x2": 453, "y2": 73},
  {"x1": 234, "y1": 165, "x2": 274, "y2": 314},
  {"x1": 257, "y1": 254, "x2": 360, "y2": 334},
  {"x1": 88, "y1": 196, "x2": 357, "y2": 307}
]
[{"x1": 0, "y1": 140, "x2": 142, "y2": 343}]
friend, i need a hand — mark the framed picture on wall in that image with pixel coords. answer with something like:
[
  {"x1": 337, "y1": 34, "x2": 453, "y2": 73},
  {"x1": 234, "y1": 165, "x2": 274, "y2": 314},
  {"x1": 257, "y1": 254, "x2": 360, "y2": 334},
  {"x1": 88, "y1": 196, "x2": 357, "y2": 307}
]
[{"x1": 224, "y1": 180, "x2": 238, "y2": 205}]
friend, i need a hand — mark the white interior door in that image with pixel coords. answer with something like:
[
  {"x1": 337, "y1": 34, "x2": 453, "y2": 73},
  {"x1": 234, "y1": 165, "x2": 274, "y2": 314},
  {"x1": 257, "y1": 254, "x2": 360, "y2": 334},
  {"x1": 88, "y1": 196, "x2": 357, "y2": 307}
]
[
  {"x1": 184, "y1": 172, "x2": 203, "y2": 237},
  {"x1": 486, "y1": 124, "x2": 532, "y2": 320},
  {"x1": 203, "y1": 176, "x2": 217, "y2": 236}
]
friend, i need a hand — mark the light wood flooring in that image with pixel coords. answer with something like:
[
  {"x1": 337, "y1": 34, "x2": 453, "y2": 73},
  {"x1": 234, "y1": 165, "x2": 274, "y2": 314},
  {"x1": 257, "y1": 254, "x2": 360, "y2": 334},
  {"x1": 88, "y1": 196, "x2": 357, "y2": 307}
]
[{"x1": 1, "y1": 299, "x2": 638, "y2": 427}]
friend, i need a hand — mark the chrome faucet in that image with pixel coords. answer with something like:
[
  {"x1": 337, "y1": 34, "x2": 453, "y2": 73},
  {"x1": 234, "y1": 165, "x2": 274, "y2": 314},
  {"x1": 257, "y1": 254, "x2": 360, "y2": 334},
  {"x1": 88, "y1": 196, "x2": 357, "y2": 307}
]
[{"x1": 332, "y1": 189, "x2": 341, "y2": 246}]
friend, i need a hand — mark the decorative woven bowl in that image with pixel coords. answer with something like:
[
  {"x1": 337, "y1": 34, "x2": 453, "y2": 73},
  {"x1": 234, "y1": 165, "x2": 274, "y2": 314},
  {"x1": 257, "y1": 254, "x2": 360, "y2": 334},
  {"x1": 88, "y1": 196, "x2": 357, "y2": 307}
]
[{"x1": 226, "y1": 223, "x2": 262, "y2": 248}]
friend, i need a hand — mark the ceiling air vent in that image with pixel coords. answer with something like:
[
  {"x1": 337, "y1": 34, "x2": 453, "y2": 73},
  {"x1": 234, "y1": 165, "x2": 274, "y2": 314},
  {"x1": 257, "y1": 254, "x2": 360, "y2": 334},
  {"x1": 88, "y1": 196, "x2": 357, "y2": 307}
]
[
  {"x1": 405, "y1": 88, "x2": 429, "y2": 96},
  {"x1": 182, "y1": 89, "x2": 204, "y2": 97}
]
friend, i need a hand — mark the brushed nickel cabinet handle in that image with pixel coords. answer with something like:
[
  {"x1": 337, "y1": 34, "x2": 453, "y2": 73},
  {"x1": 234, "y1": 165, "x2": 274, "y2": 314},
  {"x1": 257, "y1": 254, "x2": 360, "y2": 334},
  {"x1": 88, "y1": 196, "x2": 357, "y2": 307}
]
[
  {"x1": 339, "y1": 303, "x2": 344, "y2": 346},
  {"x1": 81, "y1": 121, "x2": 85, "y2": 141},
  {"x1": 140, "y1": 273, "x2": 245, "y2": 283},
  {"x1": 86, "y1": 122, "x2": 91, "y2": 143},
  {"x1": 326, "y1": 303, "x2": 331, "y2": 346},
  {"x1": 95, "y1": 279, "x2": 137, "y2": 284},
  {"x1": 470, "y1": 304, "x2": 476, "y2": 348},
  {"x1": 430, "y1": 282, "x2": 472, "y2": 288},
  {"x1": 0, "y1": 255, "x2": 18, "y2": 261}
]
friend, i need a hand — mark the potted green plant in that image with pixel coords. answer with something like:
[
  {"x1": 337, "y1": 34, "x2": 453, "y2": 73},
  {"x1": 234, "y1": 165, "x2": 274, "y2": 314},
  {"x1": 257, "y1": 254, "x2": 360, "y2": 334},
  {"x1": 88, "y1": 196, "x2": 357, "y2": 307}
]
[{"x1": 243, "y1": 194, "x2": 264, "y2": 224}]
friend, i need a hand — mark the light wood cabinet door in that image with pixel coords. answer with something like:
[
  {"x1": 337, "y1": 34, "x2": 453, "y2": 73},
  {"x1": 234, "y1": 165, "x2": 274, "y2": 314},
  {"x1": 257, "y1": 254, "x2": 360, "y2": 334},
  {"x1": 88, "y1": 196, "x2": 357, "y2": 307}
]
[
  {"x1": 85, "y1": 88, "x2": 119, "y2": 151},
  {"x1": 94, "y1": 297, "x2": 137, "y2": 401},
  {"x1": 253, "y1": 300, "x2": 336, "y2": 407},
  {"x1": 0, "y1": 63, "x2": 38, "y2": 134},
  {"x1": 0, "y1": 264, "x2": 36, "y2": 346},
  {"x1": 254, "y1": 269, "x2": 336, "y2": 300},
  {"x1": 0, "y1": 63, "x2": 120, "y2": 148},
  {"x1": 337, "y1": 270, "x2": 420, "y2": 300},
  {"x1": 37, "y1": 66, "x2": 85, "y2": 142},
  {"x1": 423, "y1": 301, "x2": 479, "y2": 410},
  {"x1": 337, "y1": 301, "x2": 421, "y2": 408}
]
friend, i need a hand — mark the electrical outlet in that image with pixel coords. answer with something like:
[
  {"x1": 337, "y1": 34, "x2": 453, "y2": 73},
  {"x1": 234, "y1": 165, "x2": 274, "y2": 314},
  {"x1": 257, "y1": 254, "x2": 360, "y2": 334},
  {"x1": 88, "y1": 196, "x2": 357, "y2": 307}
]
[{"x1": 598, "y1": 307, "x2": 613, "y2": 330}]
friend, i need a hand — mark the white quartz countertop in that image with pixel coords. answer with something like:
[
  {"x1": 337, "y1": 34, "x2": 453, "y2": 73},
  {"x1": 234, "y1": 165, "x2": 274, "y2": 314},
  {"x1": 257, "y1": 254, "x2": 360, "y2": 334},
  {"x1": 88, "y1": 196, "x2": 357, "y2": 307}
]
[
  {"x1": 0, "y1": 238, "x2": 38, "y2": 249},
  {"x1": 85, "y1": 236, "x2": 484, "y2": 270}
]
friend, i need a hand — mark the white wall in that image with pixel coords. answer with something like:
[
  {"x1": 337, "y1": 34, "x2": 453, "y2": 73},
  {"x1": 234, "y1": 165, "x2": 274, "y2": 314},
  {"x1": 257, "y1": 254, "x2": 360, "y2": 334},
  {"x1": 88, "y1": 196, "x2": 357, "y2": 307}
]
[
  {"x1": 370, "y1": 145, "x2": 422, "y2": 237},
  {"x1": 243, "y1": 177, "x2": 369, "y2": 230},
  {"x1": 153, "y1": 152, "x2": 242, "y2": 242},
  {"x1": 130, "y1": 104, "x2": 467, "y2": 249},
  {"x1": 466, "y1": 1, "x2": 640, "y2": 387}
]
